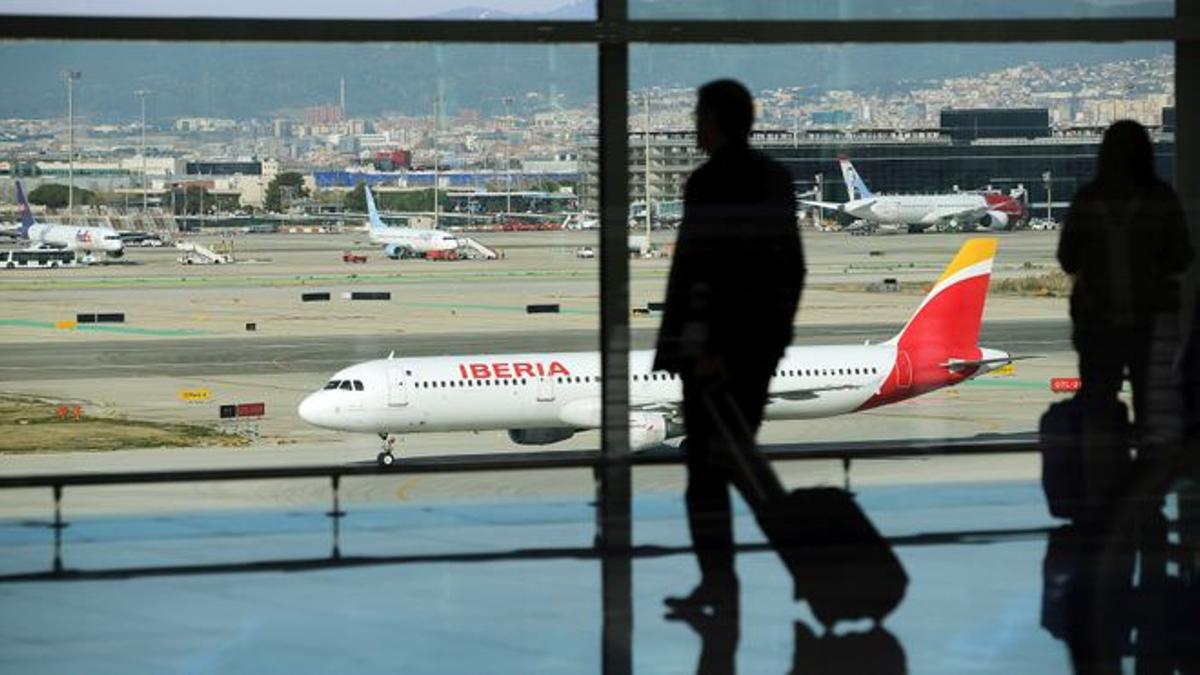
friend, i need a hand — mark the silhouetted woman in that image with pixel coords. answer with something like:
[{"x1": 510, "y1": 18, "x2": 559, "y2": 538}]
[{"x1": 1058, "y1": 119, "x2": 1191, "y2": 508}]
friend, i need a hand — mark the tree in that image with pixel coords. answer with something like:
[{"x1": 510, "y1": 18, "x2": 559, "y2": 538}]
[
  {"x1": 264, "y1": 171, "x2": 309, "y2": 212},
  {"x1": 344, "y1": 181, "x2": 369, "y2": 213},
  {"x1": 343, "y1": 182, "x2": 435, "y2": 213},
  {"x1": 27, "y1": 183, "x2": 97, "y2": 209}
]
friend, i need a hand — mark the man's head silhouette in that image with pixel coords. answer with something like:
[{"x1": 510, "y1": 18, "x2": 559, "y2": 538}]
[
  {"x1": 1097, "y1": 119, "x2": 1156, "y2": 188},
  {"x1": 695, "y1": 79, "x2": 754, "y2": 153}
]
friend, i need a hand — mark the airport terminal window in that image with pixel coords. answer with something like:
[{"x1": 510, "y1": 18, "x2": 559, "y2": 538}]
[{"x1": 0, "y1": 5, "x2": 1192, "y2": 674}]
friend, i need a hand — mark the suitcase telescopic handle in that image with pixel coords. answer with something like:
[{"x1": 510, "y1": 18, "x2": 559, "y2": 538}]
[{"x1": 700, "y1": 387, "x2": 784, "y2": 503}]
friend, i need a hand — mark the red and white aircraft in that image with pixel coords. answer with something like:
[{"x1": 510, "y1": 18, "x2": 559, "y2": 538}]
[
  {"x1": 803, "y1": 156, "x2": 1026, "y2": 233},
  {"x1": 299, "y1": 238, "x2": 1011, "y2": 465}
]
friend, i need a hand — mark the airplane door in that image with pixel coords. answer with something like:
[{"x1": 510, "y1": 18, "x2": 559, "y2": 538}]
[
  {"x1": 896, "y1": 351, "x2": 912, "y2": 389},
  {"x1": 536, "y1": 376, "x2": 555, "y2": 402},
  {"x1": 387, "y1": 367, "x2": 409, "y2": 407}
]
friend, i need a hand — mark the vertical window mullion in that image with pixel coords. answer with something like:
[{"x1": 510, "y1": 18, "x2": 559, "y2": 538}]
[{"x1": 597, "y1": 3, "x2": 632, "y2": 675}]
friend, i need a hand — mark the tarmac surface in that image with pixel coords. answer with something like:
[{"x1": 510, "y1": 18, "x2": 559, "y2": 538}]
[
  {"x1": 0, "y1": 228, "x2": 1100, "y2": 673},
  {"x1": 0, "y1": 319, "x2": 1068, "y2": 380},
  {"x1": 0, "y1": 228, "x2": 1078, "y2": 511}
]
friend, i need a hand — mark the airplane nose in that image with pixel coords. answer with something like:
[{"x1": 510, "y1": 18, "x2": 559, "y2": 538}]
[{"x1": 298, "y1": 393, "x2": 324, "y2": 426}]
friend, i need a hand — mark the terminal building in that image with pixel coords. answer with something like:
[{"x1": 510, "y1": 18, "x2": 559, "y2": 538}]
[{"x1": 578, "y1": 107, "x2": 1177, "y2": 222}]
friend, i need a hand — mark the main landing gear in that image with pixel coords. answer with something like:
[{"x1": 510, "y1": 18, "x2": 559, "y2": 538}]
[{"x1": 377, "y1": 433, "x2": 397, "y2": 467}]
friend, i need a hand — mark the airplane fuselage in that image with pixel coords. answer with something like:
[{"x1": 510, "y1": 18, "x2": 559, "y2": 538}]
[
  {"x1": 369, "y1": 227, "x2": 459, "y2": 253},
  {"x1": 27, "y1": 223, "x2": 124, "y2": 255},
  {"x1": 845, "y1": 194, "x2": 988, "y2": 226},
  {"x1": 298, "y1": 343, "x2": 1003, "y2": 436}
]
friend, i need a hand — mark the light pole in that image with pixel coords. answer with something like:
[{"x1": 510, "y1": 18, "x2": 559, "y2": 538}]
[
  {"x1": 61, "y1": 69, "x2": 82, "y2": 222},
  {"x1": 503, "y1": 96, "x2": 514, "y2": 217},
  {"x1": 433, "y1": 94, "x2": 442, "y2": 229},
  {"x1": 643, "y1": 91, "x2": 651, "y2": 251},
  {"x1": 134, "y1": 89, "x2": 151, "y2": 212},
  {"x1": 1042, "y1": 170, "x2": 1053, "y2": 221}
]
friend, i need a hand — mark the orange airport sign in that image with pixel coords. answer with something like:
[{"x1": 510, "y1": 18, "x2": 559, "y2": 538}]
[{"x1": 1050, "y1": 378, "x2": 1081, "y2": 393}]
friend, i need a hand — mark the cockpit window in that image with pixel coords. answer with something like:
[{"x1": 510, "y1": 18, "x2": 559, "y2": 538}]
[
  {"x1": 353, "y1": 380, "x2": 364, "y2": 391},
  {"x1": 339, "y1": 380, "x2": 354, "y2": 390},
  {"x1": 324, "y1": 380, "x2": 341, "y2": 390}
]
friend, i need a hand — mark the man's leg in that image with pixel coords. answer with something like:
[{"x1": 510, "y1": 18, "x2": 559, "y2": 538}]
[{"x1": 669, "y1": 376, "x2": 738, "y2": 608}]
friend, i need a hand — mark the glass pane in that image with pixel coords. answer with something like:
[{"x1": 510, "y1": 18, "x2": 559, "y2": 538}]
[
  {"x1": 627, "y1": 42, "x2": 1174, "y2": 449},
  {"x1": 631, "y1": 40, "x2": 1182, "y2": 671},
  {"x1": 632, "y1": 0, "x2": 1172, "y2": 19},
  {"x1": 0, "y1": 0, "x2": 594, "y2": 20},
  {"x1": 0, "y1": 39, "x2": 599, "y2": 465}
]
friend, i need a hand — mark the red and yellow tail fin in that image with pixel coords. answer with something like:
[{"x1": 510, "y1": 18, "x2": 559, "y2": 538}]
[{"x1": 886, "y1": 237, "x2": 997, "y2": 356}]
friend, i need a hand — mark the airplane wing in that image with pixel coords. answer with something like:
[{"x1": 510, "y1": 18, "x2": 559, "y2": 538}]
[
  {"x1": 920, "y1": 206, "x2": 986, "y2": 224},
  {"x1": 798, "y1": 199, "x2": 846, "y2": 211},
  {"x1": 631, "y1": 400, "x2": 682, "y2": 419},
  {"x1": 769, "y1": 383, "x2": 864, "y2": 402}
]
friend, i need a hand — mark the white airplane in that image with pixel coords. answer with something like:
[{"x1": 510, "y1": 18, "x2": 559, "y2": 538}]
[
  {"x1": 7, "y1": 181, "x2": 125, "y2": 260},
  {"x1": 300, "y1": 238, "x2": 1012, "y2": 466},
  {"x1": 803, "y1": 156, "x2": 1025, "y2": 233},
  {"x1": 363, "y1": 185, "x2": 459, "y2": 259}
]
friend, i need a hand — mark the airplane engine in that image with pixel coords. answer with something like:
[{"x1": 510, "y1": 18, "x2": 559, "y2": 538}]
[
  {"x1": 384, "y1": 243, "x2": 406, "y2": 259},
  {"x1": 979, "y1": 210, "x2": 1010, "y2": 231},
  {"x1": 508, "y1": 428, "x2": 576, "y2": 445},
  {"x1": 629, "y1": 412, "x2": 678, "y2": 451}
]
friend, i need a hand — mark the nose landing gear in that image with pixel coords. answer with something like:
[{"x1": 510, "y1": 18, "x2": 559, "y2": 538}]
[{"x1": 376, "y1": 433, "x2": 397, "y2": 466}]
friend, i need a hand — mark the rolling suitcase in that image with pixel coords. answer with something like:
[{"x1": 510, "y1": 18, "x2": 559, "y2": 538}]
[
  {"x1": 1038, "y1": 396, "x2": 1130, "y2": 520},
  {"x1": 703, "y1": 389, "x2": 908, "y2": 629}
]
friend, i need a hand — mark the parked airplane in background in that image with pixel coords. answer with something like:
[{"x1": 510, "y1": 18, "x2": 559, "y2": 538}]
[
  {"x1": 803, "y1": 156, "x2": 1026, "y2": 233},
  {"x1": 364, "y1": 185, "x2": 459, "y2": 258},
  {"x1": 4, "y1": 181, "x2": 125, "y2": 260},
  {"x1": 300, "y1": 238, "x2": 1013, "y2": 465}
]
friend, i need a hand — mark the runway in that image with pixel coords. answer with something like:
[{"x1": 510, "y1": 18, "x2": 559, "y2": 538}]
[{"x1": 0, "y1": 318, "x2": 1070, "y2": 380}]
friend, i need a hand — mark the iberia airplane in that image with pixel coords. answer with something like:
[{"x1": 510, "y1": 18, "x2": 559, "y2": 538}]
[{"x1": 299, "y1": 238, "x2": 1010, "y2": 465}]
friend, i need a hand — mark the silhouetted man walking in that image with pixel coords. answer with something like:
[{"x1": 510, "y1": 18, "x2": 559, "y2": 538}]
[{"x1": 654, "y1": 79, "x2": 805, "y2": 611}]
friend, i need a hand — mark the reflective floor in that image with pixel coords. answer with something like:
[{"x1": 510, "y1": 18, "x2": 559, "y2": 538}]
[{"x1": 0, "y1": 479, "x2": 1179, "y2": 674}]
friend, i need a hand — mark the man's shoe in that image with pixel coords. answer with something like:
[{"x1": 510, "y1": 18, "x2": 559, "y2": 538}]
[{"x1": 664, "y1": 579, "x2": 738, "y2": 613}]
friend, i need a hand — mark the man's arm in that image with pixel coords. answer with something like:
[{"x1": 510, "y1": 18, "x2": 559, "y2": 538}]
[{"x1": 1058, "y1": 190, "x2": 1086, "y2": 276}]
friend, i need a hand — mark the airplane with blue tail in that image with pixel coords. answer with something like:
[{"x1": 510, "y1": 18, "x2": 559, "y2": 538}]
[{"x1": 363, "y1": 185, "x2": 459, "y2": 259}]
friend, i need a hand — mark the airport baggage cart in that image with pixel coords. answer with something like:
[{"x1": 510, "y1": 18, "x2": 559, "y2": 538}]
[
  {"x1": 702, "y1": 389, "x2": 908, "y2": 629},
  {"x1": 1039, "y1": 396, "x2": 1130, "y2": 521}
]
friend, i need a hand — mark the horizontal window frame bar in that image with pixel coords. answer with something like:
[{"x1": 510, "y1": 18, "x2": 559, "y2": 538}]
[
  {"x1": 0, "y1": 16, "x2": 1192, "y2": 43},
  {"x1": 0, "y1": 437, "x2": 1041, "y2": 490}
]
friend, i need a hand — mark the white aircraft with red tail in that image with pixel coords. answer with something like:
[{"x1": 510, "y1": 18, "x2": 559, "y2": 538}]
[
  {"x1": 299, "y1": 238, "x2": 1011, "y2": 465},
  {"x1": 802, "y1": 156, "x2": 1027, "y2": 233}
]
